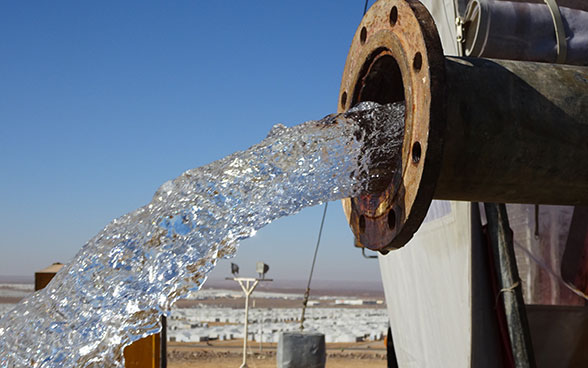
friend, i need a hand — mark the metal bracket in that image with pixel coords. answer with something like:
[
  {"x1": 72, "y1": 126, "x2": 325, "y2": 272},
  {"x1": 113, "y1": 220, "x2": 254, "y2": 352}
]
[
  {"x1": 362, "y1": 247, "x2": 379, "y2": 259},
  {"x1": 455, "y1": 16, "x2": 466, "y2": 57}
]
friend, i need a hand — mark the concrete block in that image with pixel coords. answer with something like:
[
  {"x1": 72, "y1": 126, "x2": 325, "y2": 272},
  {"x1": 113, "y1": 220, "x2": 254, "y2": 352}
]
[{"x1": 277, "y1": 331, "x2": 325, "y2": 368}]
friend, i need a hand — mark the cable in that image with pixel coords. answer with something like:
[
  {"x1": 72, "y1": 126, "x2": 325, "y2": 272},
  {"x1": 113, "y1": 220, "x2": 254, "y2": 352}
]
[
  {"x1": 299, "y1": 0, "x2": 367, "y2": 331},
  {"x1": 299, "y1": 202, "x2": 328, "y2": 330},
  {"x1": 513, "y1": 239, "x2": 588, "y2": 301}
]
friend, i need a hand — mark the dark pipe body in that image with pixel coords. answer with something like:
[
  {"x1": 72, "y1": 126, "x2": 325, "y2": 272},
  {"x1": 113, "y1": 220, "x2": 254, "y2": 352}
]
[{"x1": 437, "y1": 57, "x2": 588, "y2": 205}]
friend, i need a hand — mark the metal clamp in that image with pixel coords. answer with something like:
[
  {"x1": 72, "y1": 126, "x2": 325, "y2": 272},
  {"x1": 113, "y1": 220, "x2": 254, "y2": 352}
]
[{"x1": 544, "y1": 0, "x2": 567, "y2": 64}]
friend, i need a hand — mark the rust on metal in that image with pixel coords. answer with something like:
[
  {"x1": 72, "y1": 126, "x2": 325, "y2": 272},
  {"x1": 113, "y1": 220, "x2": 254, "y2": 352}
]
[{"x1": 339, "y1": 0, "x2": 446, "y2": 252}]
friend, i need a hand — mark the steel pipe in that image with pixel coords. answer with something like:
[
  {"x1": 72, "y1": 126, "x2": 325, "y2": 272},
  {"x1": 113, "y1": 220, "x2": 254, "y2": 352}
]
[
  {"x1": 340, "y1": 0, "x2": 588, "y2": 252},
  {"x1": 439, "y1": 57, "x2": 588, "y2": 204}
]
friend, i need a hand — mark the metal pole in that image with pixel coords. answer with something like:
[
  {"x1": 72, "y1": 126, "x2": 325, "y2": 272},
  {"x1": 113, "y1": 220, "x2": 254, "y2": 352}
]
[
  {"x1": 259, "y1": 309, "x2": 263, "y2": 353},
  {"x1": 227, "y1": 276, "x2": 271, "y2": 367},
  {"x1": 242, "y1": 283, "x2": 250, "y2": 368},
  {"x1": 237, "y1": 279, "x2": 259, "y2": 368},
  {"x1": 160, "y1": 316, "x2": 167, "y2": 368}
]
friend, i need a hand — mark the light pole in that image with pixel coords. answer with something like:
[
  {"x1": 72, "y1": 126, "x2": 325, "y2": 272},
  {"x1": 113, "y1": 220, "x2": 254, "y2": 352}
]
[
  {"x1": 227, "y1": 262, "x2": 271, "y2": 368},
  {"x1": 258, "y1": 308, "x2": 263, "y2": 354}
]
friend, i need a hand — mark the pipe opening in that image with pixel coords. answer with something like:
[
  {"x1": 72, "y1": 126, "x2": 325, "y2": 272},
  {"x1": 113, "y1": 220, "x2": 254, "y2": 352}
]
[
  {"x1": 354, "y1": 50, "x2": 406, "y2": 194},
  {"x1": 355, "y1": 51, "x2": 405, "y2": 105}
]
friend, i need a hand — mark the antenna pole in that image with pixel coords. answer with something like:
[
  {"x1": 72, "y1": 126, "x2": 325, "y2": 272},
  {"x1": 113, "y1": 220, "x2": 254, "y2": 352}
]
[{"x1": 226, "y1": 276, "x2": 272, "y2": 368}]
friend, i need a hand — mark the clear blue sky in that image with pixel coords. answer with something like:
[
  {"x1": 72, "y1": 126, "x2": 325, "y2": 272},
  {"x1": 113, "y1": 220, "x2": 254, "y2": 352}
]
[{"x1": 0, "y1": 1, "x2": 383, "y2": 284}]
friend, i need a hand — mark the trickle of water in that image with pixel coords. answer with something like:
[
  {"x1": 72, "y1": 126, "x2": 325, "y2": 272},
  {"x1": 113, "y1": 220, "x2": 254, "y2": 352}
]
[{"x1": 0, "y1": 102, "x2": 405, "y2": 367}]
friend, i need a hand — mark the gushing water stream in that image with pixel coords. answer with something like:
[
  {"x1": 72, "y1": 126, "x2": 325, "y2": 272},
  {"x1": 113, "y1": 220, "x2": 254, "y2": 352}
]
[{"x1": 0, "y1": 102, "x2": 404, "y2": 367}]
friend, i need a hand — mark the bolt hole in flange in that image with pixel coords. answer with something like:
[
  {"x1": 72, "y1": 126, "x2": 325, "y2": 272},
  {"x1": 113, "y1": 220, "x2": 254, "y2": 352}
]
[
  {"x1": 359, "y1": 215, "x2": 366, "y2": 233},
  {"x1": 413, "y1": 52, "x2": 422, "y2": 71},
  {"x1": 389, "y1": 6, "x2": 398, "y2": 26},
  {"x1": 387, "y1": 209, "x2": 396, "y2": 230},
  {"x1": 412, "y1": 141, "x2": 421, "y2": 164},
  {"x1": 360, "y1": 27, "x2": 367, "y2": 45}
]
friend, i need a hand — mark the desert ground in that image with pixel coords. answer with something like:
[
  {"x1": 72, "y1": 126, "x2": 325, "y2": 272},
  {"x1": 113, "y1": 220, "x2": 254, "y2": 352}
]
[{"x1": 167, "y1": 340, "x2": 387, "y2": 368}]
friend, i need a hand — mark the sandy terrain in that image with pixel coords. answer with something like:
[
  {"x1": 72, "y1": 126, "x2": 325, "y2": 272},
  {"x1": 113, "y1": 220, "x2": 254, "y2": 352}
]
[
  {"x1": 168, "y1": 340, "x2": 387, "y2": 368},
  {"x1": 175, "y1": 297, "x2": 385, "y2": 310}
]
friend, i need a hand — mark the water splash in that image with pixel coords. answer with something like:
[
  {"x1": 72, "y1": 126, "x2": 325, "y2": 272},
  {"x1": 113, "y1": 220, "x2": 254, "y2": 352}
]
[{"x1": 0, "y1": 102, "x2": 405, "y2": 367}]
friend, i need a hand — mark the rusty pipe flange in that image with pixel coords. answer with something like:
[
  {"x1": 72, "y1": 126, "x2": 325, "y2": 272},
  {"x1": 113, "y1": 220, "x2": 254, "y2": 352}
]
[{"x1": 339, "y1": 0, "x2": 446, "y2": 252}]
